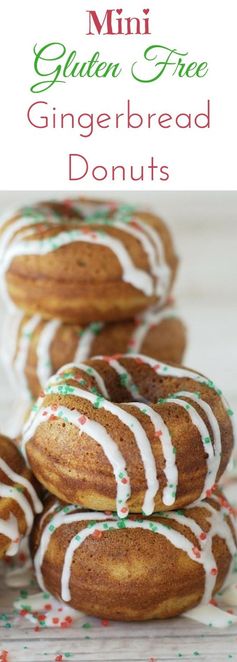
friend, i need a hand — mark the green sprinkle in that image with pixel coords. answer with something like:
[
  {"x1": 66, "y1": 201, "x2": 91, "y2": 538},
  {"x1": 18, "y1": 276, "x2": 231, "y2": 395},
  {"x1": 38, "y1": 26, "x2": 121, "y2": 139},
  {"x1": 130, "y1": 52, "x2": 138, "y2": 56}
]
[
  {"x1": 117, "y1": 520, "x2": 126, "y2": 529},
  {"x1": 82, "y1": 622, "x2": 92, "y2": 629},
  {"x1": 20, "y1": 590, "x2": 28, "y2": 598}
]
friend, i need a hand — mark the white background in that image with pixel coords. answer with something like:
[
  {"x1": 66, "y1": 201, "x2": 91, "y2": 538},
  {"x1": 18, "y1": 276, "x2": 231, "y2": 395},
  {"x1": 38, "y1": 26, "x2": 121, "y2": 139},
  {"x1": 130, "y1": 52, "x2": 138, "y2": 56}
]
[{"x1": 0, "y1": 0, "x2": 237, "y2": 190}]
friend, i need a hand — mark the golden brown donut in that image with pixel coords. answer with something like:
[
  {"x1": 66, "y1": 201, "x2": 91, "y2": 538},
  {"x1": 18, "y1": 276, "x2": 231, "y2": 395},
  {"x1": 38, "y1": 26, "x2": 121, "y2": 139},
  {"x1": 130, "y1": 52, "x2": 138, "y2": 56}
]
[
  {"x1": 8, "y1": 302, "x2": 186, "y2": 400},
  {"x1": 0, "y1": 434, "x2": 42, "y2": 558},
  {"x1": 0, "y1": 197, "x2": 178, "y2": 323},
  {"x1": 31, "y1": 491, "x2": 237, "y2": 621},
  {"x1": 21, "y1": 354, "x2": 234, "y2": 516}
]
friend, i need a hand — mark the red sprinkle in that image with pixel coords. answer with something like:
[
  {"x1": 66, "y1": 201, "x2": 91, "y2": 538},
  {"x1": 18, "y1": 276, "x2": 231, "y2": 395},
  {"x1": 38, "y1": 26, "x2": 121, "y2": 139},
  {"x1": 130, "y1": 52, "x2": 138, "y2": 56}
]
[
  {"x1": 101, "y1": 619, "x2": 110, "y2": 626},
  {"x1": 211, "y1": 568, "x2": 218, "y2": 576},
  {"x1": 92, "y1": 529, "x2": 103, "y2": 540},
  {"x1": 44, "y1": 603, "x2": 52, "y2": 611},
  {"x1": 199, "y1": 532, "x2": 207, "y2": 541},
  {"x1": 19, "y1": 552, "x2": 26, "y2": 562},
  {"x1": 121, "y1": 477, "x2": 128, "y2": 484},
  {"x1": 52, "y1": 617, "x2": 59, "y2": 624},
  {"x1": 55, "y1": 656, "x2": 63, "y2": 662},
  {"x1": 78, "y1": 415, "x2": 87, "y2": 425},
  {"x1": 192, "y1": 546, "x2": 201, "y2": 559}
]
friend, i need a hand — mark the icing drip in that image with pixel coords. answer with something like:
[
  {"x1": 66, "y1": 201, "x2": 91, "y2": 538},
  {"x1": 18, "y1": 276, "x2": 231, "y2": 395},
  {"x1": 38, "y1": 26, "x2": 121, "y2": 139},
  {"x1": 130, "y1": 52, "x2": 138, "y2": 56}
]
[
  {"x1": 126, "y1": 402, "x2": 177, "y2": 506},
  {"x1": 128, "y1": 304, "x2": 178, "y2": 353},
  {"x1": 176, "y1": 390, "x2": 222, "y2": 485},
  {"x1": 0, "y1": 455, "x2": 42, "y2": 554},
  {"x1": 0, "y1": 483, "x2": 34, "y2": 534},
  {"x1": 22, "y1": 353, "x2": 233, "y2": 515},
  {"x1": 23, "y1": 405, "x2": 131, "y2": 518},
  {"x1": 0, "y1": 513, "x2": 19, "y2": 556},
  {"x1": 33, "y1": 500, "x2": 236, "y2": 605},
  {"x1": 93, "y1": 356, "x2": 144, "y2": 401},
  {"x1": 165, "y1": 500, "x2": 237, "y2": 603},
  {"x1": 0, "y1": 210, "x2": 61, "y2": 307},
  {"x1": 0, "y1": 202, "x2": 172, "y2": 305},
  {"x1": 56, "y1": 361, "x2": 110, "y2": 398},
  {"x1": 0, "y1": 458, "x2": 42, "y2": 514},
  {"x1": 0, "y1": 228, "x2": 154, "y2": 301},
  {"x1": 74, "y1": 322, "x2": 104, "y2": 362},
  {"x1": 14, "y1": 314, "x2": 41, "y2": 400},
  {"x1": 76, "y1": 205, "x2": 171, "y2": 301},
  {"x1": 121, "y1": 354, "x2": 236, "y2": 442},
  {"x1": 36, "y1": 319, "x2": 61, "y2": 387},
  {"x1": 41, "y1": 382, "x2": 159, "y2": 516},
  {"x1": 161, "y1": 396, "x2": 215, "y2": 499},
  {"x1": 184, "y1": 604, "x2": 237, "y2": 627}
]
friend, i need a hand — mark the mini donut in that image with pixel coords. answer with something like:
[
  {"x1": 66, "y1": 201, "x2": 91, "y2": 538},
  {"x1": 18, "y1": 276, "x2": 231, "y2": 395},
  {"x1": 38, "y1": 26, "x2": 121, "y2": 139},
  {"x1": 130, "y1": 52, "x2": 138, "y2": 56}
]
[
  {"x1": 7, "y1": 302, "x2": 186, "y2": 400},
  {"x1": 21, "y1": 354, "x2": 234, "y2": 516},
  {"x1": 0, "y1": 434, "x2": 42, "y2": 558},
  {"x1": 31, "y1": 491, "x2": 237, "y2": 621},
  {"x1": 0, "y1": 198, "x2": 178, "y2": 323}
]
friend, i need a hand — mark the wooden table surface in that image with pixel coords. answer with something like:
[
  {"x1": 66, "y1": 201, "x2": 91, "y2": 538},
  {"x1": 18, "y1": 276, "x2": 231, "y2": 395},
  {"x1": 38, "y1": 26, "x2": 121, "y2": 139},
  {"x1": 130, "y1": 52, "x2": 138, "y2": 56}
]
[{"x1": 0, "y1": 192, "x2": 237, "y2": 661}]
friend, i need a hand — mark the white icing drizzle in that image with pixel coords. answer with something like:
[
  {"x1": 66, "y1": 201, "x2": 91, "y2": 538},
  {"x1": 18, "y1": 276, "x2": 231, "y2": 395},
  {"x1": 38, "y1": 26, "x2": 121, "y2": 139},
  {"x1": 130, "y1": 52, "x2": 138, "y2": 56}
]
[
  {"x1": 73, "y1": 323, "x2": 104, "y2": 363},
  {"x1": 93, "y1": 356, "x2": 143, "y2": 401},
  {"x1": 36, "y1": 319, "x2": 61, "y2": 387},
  {"x1": 122, "y1": 354, "x2": 236, "y2": 442},
  {"x1": 0, "y1": 454, "x2": 42, "y2": 555},
  {"x1": 22, "y1": 405, "x2": 131, "y2": 518},
  {"x1": 0, "y1": 228, "x2": 154, "y2": 300},
  {"x1": 44, "y1": 383, "x2": 158, "y2": 516},
  {"x1": 0, "y1": 513, "x2": 20, "y2": 556},
  {"x1": 22, "y1": 352, "x2": 233, "y2": 516},
  {"x1": 165, "y1": 500, "x2": 237, "y2": 603},
  {"x1": 128, "y1": 304, "x2": 178, "y2": 353},
  {"x1": 107, "y1": 218, "x2": 169, "y2": 300},
  {"x1": 14, "y1": 314, "x2": 41, "y2": 400},
  {"x1": 126, "y1": 402, "x2": 177, "y2": 506},
  {"x1": 176, "y1": 390, "x2": 222, "y2": 482},
  {"x1": 50, "y1": 361, "x2": 109, "y2": 399},
  {"x1": 219, "y1": 582, "x2": 237, "y2": 608},
  {"x1": 33, "y1": 500, "x2": 236, "y2": 605},
  {"x1": 184, "y1": 604, "x2": 237, "y2": 627},
  {"x1": 81, "y1": 210, "x2": 171, "y2": 302},
  {"x1": 0, "y1": 458, "x2": 42, "y2": 514},
  {"x1": 0, "y1": 483, "x2": 34, "y2": 534},
  {"x1": 162, "y1": 396, "x2": 215, "y2": 498}
]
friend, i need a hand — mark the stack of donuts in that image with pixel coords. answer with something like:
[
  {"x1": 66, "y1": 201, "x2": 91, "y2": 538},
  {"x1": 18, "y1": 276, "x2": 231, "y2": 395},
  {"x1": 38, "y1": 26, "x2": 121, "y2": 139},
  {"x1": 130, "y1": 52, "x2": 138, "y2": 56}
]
[
  {"x1": 0, "y1": 197, "x2": 236, "y2": 622},
  {"x1": 0, "y1": 196, "x2": 186, "y2": 402}
]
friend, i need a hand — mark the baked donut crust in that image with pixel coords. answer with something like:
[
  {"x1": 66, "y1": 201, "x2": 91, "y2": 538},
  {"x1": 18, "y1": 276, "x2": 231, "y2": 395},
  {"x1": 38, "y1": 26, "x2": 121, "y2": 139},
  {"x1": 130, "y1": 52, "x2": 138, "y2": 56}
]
[
  {"x1": 8, "y1": 302, "x2": 186, "y2": 400},
  {"x1": 0, "y1": 198, "x2": 178, "y2": 323},
  {"x1": 31, "y1": 491, "x2": 237, "y2": 621},
  {"x1": 22, "y1": 354, "x2": 234, "y2": 515},
  {"x1": 0, "y1": 434, "x2": 42, "y2": 558}
]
